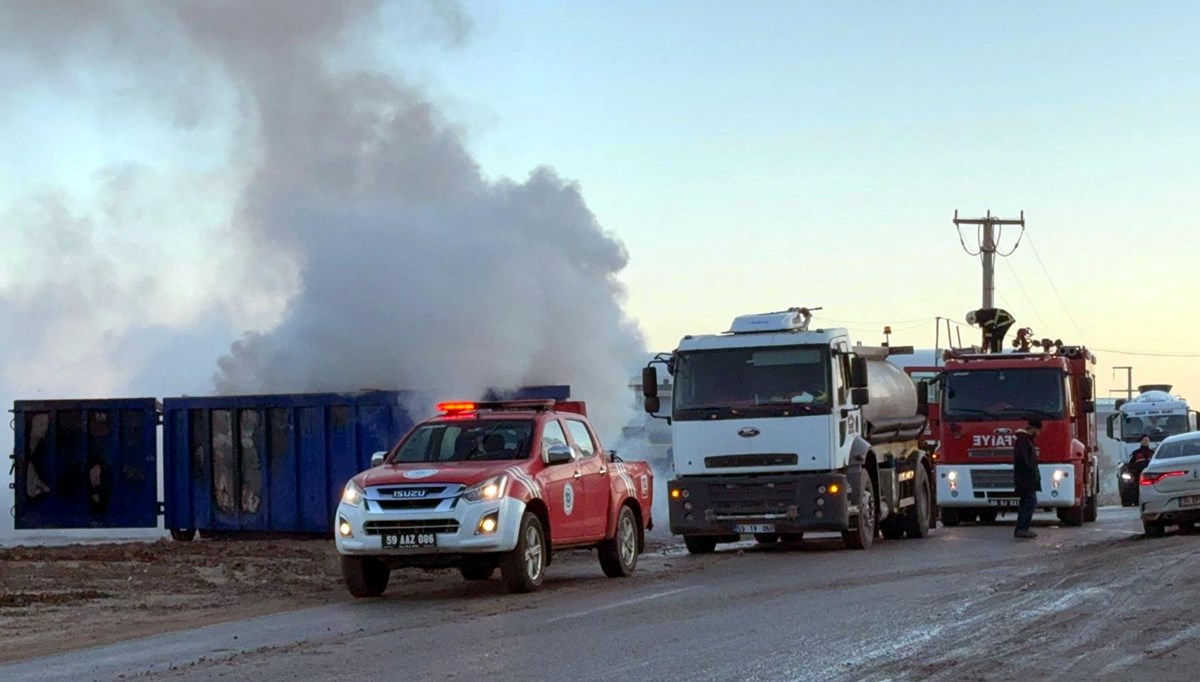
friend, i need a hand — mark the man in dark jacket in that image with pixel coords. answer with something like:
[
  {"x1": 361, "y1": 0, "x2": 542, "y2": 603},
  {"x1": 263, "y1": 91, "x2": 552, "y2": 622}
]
[
  {"x1": 1129, "y1": 436, "x2": 1155, "y2": 478},
  {"x1": 1013, "y1": 418, "x2": 1043, "y2": 539}
]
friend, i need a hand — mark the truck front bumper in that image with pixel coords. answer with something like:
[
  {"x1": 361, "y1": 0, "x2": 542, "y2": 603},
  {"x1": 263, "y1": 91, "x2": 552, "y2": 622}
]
[
  {"x1": 335, "y1": 496, "x2": 525, "y2": 559},
  {"x1": 667, "y1": 473, "x2": 852, "y2": 535},
  {"x1": 935, "y1": 464, "x2": 1079, "y2": 509}
]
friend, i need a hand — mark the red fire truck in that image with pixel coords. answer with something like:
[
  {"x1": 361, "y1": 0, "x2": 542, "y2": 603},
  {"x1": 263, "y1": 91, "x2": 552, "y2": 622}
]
[{"x1": 929, "y1": 345, "x2": 1099, "y2": 526}]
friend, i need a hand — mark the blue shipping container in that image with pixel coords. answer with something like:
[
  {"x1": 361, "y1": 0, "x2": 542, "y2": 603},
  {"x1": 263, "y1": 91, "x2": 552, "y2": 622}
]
[{"x1": 11, "y1": 398, "x2": 160, "y2": 529}]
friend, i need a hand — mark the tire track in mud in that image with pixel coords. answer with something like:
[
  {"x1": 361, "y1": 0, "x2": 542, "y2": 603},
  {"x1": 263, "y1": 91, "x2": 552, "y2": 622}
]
[{"x1": 841, "y1": 534, "x2": 1200, "y2": 681}]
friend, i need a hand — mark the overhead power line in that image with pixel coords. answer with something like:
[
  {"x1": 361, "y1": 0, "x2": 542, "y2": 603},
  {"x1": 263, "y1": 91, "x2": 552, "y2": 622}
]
[
  {"x1": 1024, "y1": 231, "x2": 1089, "y2": 343},
  {"x1": 1093, "y1": 348, "x2": 1200, "y2": 358}
]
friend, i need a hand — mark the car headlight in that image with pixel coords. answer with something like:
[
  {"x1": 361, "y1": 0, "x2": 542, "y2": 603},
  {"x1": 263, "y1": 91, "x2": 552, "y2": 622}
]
[
  {"x1": 341, "y1": 480, "x2": 364, "y2": 506},
  {"x1": 462, "y1": 475, "x2": 508, "y2": 503}
]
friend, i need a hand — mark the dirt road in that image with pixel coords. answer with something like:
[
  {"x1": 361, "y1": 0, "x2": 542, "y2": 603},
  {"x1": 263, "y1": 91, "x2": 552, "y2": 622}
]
[{"x1": 3, "y1": 508, "x2": 1199, "y2": 681}]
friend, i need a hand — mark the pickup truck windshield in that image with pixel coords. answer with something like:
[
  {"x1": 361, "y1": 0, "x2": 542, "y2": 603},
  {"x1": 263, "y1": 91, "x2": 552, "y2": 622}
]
[
  {"x1": 943, "y1": 369, "x2": 1065, "y2": 421},
  {"x1": 673, "y1": 346, "x2": 831, "y2": 418},
  {"x1": 392, "y1": 420, "x2": 533, "y2": 462},
  {"x1": 1121, "y1": 414, "x2": 1190, "y2": 442}
]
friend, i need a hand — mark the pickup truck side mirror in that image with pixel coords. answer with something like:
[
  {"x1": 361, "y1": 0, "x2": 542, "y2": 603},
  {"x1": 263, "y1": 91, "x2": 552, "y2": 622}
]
[
  {"x1": 371, "y1": 451, "x2": 387, "y2": 467},
  {"x1": 851, "y1": 387, "x2": 870, "y2": 406},
  {"x1": 545, "y1": 444, "x2": 574, "y2": 466},
  {"x1": 850, "y1": 357, "x2": 869, "y2": 389}
]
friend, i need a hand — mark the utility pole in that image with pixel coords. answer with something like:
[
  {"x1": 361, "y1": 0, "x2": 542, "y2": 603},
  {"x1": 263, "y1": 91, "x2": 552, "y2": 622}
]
[
  {"x1": 954, "y1": 210, "x2": 1026, "y2": 351},
  {"x1": 953, "y1": 210, "x2": 1026, "y2": 309},
  {"x1": 1114, "y1": 366, "x2": 1134, "y2": 402}
]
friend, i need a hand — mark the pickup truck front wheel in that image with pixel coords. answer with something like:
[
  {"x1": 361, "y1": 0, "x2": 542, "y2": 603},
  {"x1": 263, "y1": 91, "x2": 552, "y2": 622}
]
[
  {"x1": 342, "y1": 556, "x2": 390, "y2": 598},
  {"x1": 501, "y1": 512, "x2": 547, "y2": 593},
  {"x1": 599, "y1": 505, "x2": 639, "y2": 578}
]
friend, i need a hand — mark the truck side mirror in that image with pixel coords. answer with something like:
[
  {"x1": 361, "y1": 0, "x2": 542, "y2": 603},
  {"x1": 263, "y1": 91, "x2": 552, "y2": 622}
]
[
  {"x1": 916, "y1": 381, "x2": 930, "y2": 416},
  {"x1": 1106, "y1": 414, "x2": 1118, "y2": 440},
  {"x1": 852, "y1": 387, "x2": 870, "y2": 406},
  {"x1": 1083, "y1": 399, "x2": 1095, "y2": 414},
  {"x1": 850, "y1": 357, "x2": 869, "y2": 389},
  {"x1": 371, "y1": 451, "x2": 387, "y2": 467},
  {"x1": 1080, "y1": 376, "x2": 1094, "y2": 399},
  {"x1": 545, "y1": 444, "x2": 574, "y2": 466},
  {"x1": 642, "y1": 367, "x2": 658, "y2": 397},
  {"x1": 644, "y1": 396, "x2": 661, "y2": 414}
]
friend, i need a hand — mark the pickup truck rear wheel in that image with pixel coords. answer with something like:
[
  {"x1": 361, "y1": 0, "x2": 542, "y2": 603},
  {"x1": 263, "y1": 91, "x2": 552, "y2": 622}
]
[
  {"x1": 501, "y1": 512, "x2": 546, "y2": 593},
  {"x1": 599, "y1": 506, "x2": 639, "y2": 578},
  {"x1": 341, "y1": 556, "x2": 390, "y2": 598},
  {"x1": 683, "y1": 536, "x2": 717, "y2": 555},
  {"x1": 842, "y1": 472, "x2": 877, "y2": 550}
]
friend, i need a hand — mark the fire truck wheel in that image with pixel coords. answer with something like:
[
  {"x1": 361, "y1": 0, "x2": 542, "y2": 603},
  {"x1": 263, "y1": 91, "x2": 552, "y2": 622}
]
[
  {"x1": 940, "y1": 508, "x2": 961, "y2": 527},
  {"x1": 976, "y1": 510, "x2": 998, "y2": 525},
  {"x1": 501, "y1": 512, "x2": 547, "y2": 593},
  {"x1": 903, "y1": 465, "x2": 932, "y2": 538},
  {"x1": 1084, "y1": 494, "x2": 1098, "y2": 523},
  {"x1": 599, "y1": 505, "x2": 640, "y2": 578},
  {"x1": 1143, "y1": 519, "x2": 1166, "y2": 538},
  {"x1": 1057, "y1": 505, "x2": 1084, "y2": 527},
  {"x1": 341, "y1": 556, "x2": 390, "y2": 598},
  {"x1": 683, "y1": 536, "x2": 718, "y2": 555},
  {"x1": 842, "y1": 472, "x2": 877, "y2": 550},
  {"x1": 459, "y1": 563, "x2": 496, "y2": 581}
]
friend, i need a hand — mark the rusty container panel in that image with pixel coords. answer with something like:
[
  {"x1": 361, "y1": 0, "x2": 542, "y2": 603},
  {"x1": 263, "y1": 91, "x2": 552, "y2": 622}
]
[{"x1": 12, "y1": 398, "x2": 160, "y2": 529}]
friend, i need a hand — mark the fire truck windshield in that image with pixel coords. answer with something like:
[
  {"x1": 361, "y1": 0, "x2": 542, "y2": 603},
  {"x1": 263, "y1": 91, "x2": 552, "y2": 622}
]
[
  {"x1": 672, "y1": 345, "x2": 832, "y2": 419},
  {"x1": 943, "y1": 369, "x2": 1065, "y2": 421}
]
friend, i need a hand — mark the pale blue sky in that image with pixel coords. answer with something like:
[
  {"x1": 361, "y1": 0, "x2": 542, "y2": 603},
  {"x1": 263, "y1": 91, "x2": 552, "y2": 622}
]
[{"x1": 3, "y1": 1, "x2": 1200, "y2": 399}]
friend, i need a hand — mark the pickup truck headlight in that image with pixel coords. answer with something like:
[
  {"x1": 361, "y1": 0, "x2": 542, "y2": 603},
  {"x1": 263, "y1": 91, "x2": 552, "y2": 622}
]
[
  {"x1": 462, "y1": 475, "x2": 509, "y2": 503},
  {"x1": 341, "y1": 480, "x2": 364, "y2": 506}
]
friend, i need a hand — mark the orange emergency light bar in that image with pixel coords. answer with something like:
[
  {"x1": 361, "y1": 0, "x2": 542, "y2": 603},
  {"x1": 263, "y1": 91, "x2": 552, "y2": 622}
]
[{"x1": 437, "y1": 402, "x2": 478, "y2": 412}]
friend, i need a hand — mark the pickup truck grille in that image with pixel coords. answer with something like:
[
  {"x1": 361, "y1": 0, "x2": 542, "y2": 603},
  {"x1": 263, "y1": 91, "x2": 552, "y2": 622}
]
[
  {"x1": 363, "y1": 520, "x2": 460, "y2": 536},
  {"x1": 373, "y1": 499, "x2": 453, "y2": 511},
  {"x1": 708, "y1": 481, "x2": 798, "y2": 515},
  {"x1": 970, "y1": 469, "x2": 1014, "y2": 490},
  {"x1": 705, "y1": 454, "x2": 798, "y2": 469}
]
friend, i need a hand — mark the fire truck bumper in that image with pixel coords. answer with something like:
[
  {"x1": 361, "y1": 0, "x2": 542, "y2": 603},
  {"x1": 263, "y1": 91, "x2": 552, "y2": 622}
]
[
  {"x1": 666, "y1": 473, "x2": 852, "y2": 535},
  {"x1": 935, "y1": 464, "x2": 1079, "y2": 509}
]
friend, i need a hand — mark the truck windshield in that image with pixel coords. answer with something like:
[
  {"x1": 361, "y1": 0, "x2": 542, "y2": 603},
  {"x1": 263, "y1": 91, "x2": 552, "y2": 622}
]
[
  {"x1": 391, "y1": 420, "x2": 533, "y2": 462},
  {"x1": 943, "y1": 369, "x2": 1064, "y2": 421},
  {"x1": 1120, "y1": 414, "x2": 1189, "y2": 442},
  {"x1": 672, "y1": 346, "x2": 831, "y2": 418}
]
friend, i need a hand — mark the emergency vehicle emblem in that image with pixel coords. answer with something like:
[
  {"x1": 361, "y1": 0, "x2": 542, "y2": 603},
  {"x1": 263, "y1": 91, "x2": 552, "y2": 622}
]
[
  {"x1": 737, "y1": 427, "x2": 761, "y2": 438},
  {"x1": 563, "y1": 482, "x2": 575, "y2": 515},
  {"x1": 403, "y1": 469, "x2": 438, "y2": 480}
]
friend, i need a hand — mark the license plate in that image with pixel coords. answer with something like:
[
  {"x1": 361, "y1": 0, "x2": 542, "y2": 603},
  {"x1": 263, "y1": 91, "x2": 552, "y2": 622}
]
[
  {"x1": 988, "y1": 499, "x2": 1019, "y2": 507},
  {"x1": 382, "y1": 532, "x2": 437, "y2": 550},
  {"x1": 1180, "y1": 495, "x2": 1200, "y2": 509},
  {"x1": 735, "y1": 524, "x2": 775, "y2": 534}
]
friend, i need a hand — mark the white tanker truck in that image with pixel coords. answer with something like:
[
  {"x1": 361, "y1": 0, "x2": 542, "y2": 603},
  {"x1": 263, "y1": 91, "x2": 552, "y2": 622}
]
[
  {"x1": 642, "y1": 308, "x2": 935, "y2": 552},
  {"x1": 1110, "y1": 385, "x2": 1198, "y2": 506}
]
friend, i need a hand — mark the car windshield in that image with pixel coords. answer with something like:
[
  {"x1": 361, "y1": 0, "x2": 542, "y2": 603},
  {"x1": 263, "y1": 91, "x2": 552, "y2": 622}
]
[
  {"x1": 673, "y1": 346, "x2": 831, "y2": 413},
  {"x1": 943, "y1": 369, "x2": 1065, "y2": 421},
  {"x1": 391, "y1": 419, "x2": 533, "y2": 462},
  {"x1": 1120, "y1": 414, "x2": 1190, "y2": 442},
  {"x1": 1153, "y1": 438, "x2": 1200, "y2": 460}
]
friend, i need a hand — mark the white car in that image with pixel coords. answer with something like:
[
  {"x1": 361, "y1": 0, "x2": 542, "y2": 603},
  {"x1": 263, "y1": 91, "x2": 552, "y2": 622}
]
[{"x1": 1139, "y1": 432, "x2": 1200, "y2": 537}]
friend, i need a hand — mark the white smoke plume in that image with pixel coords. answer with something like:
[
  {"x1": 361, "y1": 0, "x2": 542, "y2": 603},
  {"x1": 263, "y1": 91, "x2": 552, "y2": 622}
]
[{"x1": 0, "y1": 1, "x2": 645, "y2": 441}]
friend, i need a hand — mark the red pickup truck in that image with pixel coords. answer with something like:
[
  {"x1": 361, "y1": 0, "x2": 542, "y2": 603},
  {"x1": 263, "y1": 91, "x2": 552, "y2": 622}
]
[{"x1": 335, "y1": 399, "x2": 654, "y2": 596}]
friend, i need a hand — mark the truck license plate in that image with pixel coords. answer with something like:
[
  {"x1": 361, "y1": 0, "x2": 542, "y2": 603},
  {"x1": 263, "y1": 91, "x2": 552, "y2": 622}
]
[
  {"x1": 735, "y1": 524, "x2": 775, "y2": 534},
  {"x1": 382, "y1": 532, "x2": 437, "y2": 550},
  {"x1": 1180, "y1": 495, "x2": 1200, "y2": 509},
  {"x1": 988, "y1": 499, "x2": 1018, "y2": 507}
]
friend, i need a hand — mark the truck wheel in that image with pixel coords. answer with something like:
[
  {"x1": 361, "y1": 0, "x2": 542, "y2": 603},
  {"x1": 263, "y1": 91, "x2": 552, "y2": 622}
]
[
  {"x1": 1084, "y1": 494, "x2": 1098, "y2": 523},
  {"x1": 779, "y1": 532, "x2": 804, "y2": 544},
  {"x1": 753, "y1": 533, "x2": 779, "y2": 544},
  {"x1": 977, "y1": 510, "x2": 998, "y2": 525},
  {"x1": 501, "y1": 512, "x2": 547, "y2": 593},
  {"x1": 842, "y1": 473, "x2": 877, "y2": 550},
  {"x1": 599, "y1": 506, "x2": 640, "y2": 578},
  {"x1": 341, "y1": 556, "x2": 390, "y2": 598},
  {"x1": 940, "y1": 508, "x2": 961, "y2": 527},
  {"x1": 903, "y1": 466, "x2": 933, "y2": 538},
  {"x1": 170, "y1": 528, "x2": 196, "y2": 542},
  {"x1": 459, "y1": 564, "x2": 496, "y2": 581},
  {"x1": 880, "y1": 517, "x2": 905, "y2": 540},
  {"x1": 683, "y1": 536, "x2": 717, "y2": 555},
  {"x1": 1057, "y1": 505, "x2": 1084, "y2": 527},
  {"x1": 1143, "y1": 518, "x2": 1166, "y2": 538}
]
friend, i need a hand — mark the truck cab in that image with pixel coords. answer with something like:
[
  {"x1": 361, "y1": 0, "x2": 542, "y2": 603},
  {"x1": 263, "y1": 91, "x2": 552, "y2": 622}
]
[{"x1": 1109, "y1": 386, "x2": 1198, "y2": 506}]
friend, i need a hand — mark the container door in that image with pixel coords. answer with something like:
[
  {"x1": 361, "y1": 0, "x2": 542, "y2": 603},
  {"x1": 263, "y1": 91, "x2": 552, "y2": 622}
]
[{"x1": 12, "y1": 399, "x2": 160, "y2": 529}]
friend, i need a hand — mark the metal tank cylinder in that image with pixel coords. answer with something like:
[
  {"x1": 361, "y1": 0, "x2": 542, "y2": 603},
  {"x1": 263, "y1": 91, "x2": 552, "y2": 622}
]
[{"x1": 862, "y1": 359, "x2": 920, "y2": 424}]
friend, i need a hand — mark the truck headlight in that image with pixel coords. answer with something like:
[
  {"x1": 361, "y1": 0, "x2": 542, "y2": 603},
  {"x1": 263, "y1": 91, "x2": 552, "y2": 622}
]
[
  {"x1": 1121, "y1": 472, "x2": 1133, "y2": 481},
  {"x1": 341, "y1": 480, "x2": 364, "y2": 506},
  {"x1": 947, "y1": 471, "x2": 958, "y2": 481},
  {"x1": 463, "y1": 475, "x2": 508, "y2": 503},
  {"x1": 1052, "y1": 469, "x2": 1066, "y2": 482}
]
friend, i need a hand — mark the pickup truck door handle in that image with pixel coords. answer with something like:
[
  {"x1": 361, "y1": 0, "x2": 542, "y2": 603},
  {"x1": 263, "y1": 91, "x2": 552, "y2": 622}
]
[
  {"x1": 598, "y1": 466, "x2": 608, "y2": 475},
  {"x1": 573, "y1": 471, "x2": 582, "y2": 479}
]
